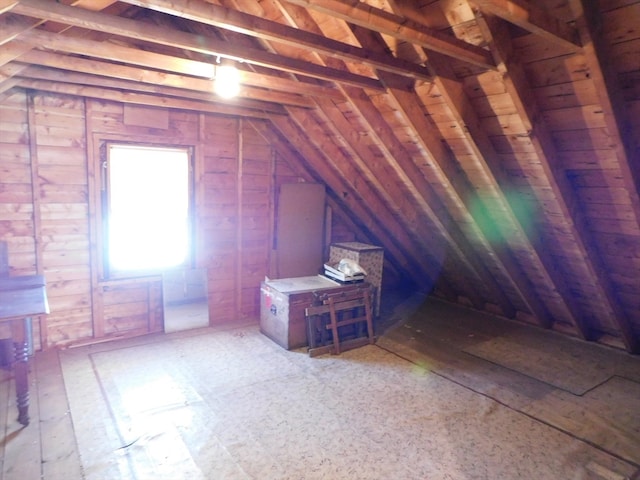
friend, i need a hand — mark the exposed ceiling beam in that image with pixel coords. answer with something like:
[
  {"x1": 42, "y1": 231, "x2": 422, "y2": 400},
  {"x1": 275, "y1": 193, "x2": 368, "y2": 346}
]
[
  {"x1": 285, "y1": 0, "x2": 496, "y2": 70},
  {"x1": 472, "y1": 0, "x2": 581, "y2": 52},
  {"x1": 11, "y1": 64, "x2": 291, "y2": 114},
  {"x1": 330, "y1": 15, "x2": 520, "y2": 316},
  {"x1": 16, "y1": 78, "x2": 277, "y2": 118},
  {"x1": 0, "y1": 39, "x2": 32, "y2": 67},
  {"x1": 351, "y1": 2, "x2": 581, "y2": 325},
  {"x1": 0, "y1": 13, "x2": 37, "y2": 45},
  {"x1": 0, "y1": 76, "x2": 19, "y2": 95},
  {"x1": 262, "y1": 0, "x2": 456, "y2": 294},
  {"x1": 17, "y1": 29, "x2": 344, "y2": 100},
  {"x1": 117, "y1": 0, "x2": 432, "y2": 82},
  {"x1": 0, "y1": 1, "x2": 18, "y2": 14},
  {"x1": 12, "y1": 0, "x2": 386, "y2": 90},
  {"x1": 379, "y1": 80, "x2": 523, "y2": 316},
  {"x1": 270, "y1": 0, "x2": 499, "y2": 309},
  {"x1": 15, "y1": 50, "x2": 316, "y2": 108},
  {"x1": 1, "y1": 1, "x2": 121, "y2": 45},
  {"x1": 370, "y1": 71, "x2": 516, "y2": 317},
  {"x1": 0, "y1": 61, "x2": 25, "y2": 80},
  {"x1": 417, "y1": 0, "x2": 585, "y2": 330}
]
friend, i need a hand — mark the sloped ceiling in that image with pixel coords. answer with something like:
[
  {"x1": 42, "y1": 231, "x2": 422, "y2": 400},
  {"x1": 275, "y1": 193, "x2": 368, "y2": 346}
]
[{"x1": 1, "y1": 0, "x2": 639, "y2": 352}]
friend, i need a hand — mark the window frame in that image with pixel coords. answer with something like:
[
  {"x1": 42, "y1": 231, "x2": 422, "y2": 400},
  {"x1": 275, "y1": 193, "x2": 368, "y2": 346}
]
[{"x1": 100, "y1": 141, "x2": 196, "y2": 280}]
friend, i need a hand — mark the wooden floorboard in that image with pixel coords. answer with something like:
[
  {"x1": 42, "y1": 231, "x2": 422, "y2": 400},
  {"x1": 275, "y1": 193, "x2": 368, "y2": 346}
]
[
  {"x1": 36, "y1": 349, "x2": 83, "y2": 480},
  {"x1": 2, "y1": 360, "x2": 41, "y2": 480},
  {"x1": 378, "y1": 296, "x2": 640, "y2": 468}
]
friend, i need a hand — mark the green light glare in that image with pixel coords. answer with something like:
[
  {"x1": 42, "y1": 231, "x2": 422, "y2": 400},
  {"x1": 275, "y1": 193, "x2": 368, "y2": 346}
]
[{"x1": 469, "y1": 188, "x2": 536, "y2": 245}]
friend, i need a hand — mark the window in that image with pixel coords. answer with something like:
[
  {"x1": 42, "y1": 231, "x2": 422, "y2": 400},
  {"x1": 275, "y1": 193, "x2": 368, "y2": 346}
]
[{"x1": 103, "y1": 143, "x2": 193, "y2": 277}]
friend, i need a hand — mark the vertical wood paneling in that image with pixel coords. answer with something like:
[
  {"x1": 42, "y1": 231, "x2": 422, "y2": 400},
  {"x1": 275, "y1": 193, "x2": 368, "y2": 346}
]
[
  {"x1": 236, "y1": 119, "x2": 243, "y2": 319},
  {"x1": 31, "y1": 92, "x2": 92, "y2": 346},
  {"x1": 240, "y1": 121, "x2": 272, "y2": 318},
  {"x1": 0, "y1": 90, "x2": 349, "y2": 347},
  {"x1": 0, "y1": 91, "x2": 34, "y2": 276},
  {"x1": 0, "y1": 90, "x2": 32, "y2": 341},
  {"x1": 202, "y1": 115, "x2": 239, "y2": 324},
  {"x1": 86, "y1": 101, "x2": 102, "y2": 340}
]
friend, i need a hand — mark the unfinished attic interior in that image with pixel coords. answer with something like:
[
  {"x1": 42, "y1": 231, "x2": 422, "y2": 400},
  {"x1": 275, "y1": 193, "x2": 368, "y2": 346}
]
[{"x1": 1, "y1": 0, "x2": 640, "y2": 478}]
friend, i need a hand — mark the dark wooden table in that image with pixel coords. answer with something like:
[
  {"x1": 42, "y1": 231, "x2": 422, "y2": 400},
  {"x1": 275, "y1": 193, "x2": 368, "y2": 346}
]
[{"x1": 0, "y1": 275, "x2": 49, "y2": 426}]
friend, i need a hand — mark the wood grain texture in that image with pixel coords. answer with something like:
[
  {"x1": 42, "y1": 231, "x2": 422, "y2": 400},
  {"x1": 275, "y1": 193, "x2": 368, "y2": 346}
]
[{"x1": 0, "y1": 0, "x2": 639, "y2": 352}]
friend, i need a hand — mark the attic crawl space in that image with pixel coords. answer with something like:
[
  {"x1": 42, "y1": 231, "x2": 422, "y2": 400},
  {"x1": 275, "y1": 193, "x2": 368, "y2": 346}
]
[{"x1": 1, "y1": 0, "x2": 640, "y2": 354}]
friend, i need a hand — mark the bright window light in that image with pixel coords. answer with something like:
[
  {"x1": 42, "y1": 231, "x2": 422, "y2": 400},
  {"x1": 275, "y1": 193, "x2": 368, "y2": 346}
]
[{"x1": 107, "y1": 144, "x2": 191, "y2": 274}]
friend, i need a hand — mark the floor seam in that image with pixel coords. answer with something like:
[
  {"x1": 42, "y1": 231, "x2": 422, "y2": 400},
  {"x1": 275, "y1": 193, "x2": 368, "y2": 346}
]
[{"x1": 376, "y1": 342, "x2": 640, "y2": 471}]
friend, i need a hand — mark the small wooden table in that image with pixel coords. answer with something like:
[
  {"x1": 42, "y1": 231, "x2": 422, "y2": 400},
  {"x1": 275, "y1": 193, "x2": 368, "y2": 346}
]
[{"x1": 0, "y1": 275, "x2": 49, "y2": 426}]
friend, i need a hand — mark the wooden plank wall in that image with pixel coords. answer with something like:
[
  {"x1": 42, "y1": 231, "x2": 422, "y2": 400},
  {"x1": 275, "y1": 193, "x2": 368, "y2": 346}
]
[
  {"x1": 0, "y1": 89, "x2": 345, "y2": 348},
  {"x1": 0, "y1": 90, "x2": 39, "y2": 344},
  {"x1": 35, "y1": 92, "x2": 92, "y2": 347}
]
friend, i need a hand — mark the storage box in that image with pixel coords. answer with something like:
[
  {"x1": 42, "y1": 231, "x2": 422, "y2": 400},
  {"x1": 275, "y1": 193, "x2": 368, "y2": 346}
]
[
  {"x1": 329, "y1": 242, "x2": 383, "y2": 316},
  {"x1": 260, "y1": 275, "x2": 364, "y2": 350}
]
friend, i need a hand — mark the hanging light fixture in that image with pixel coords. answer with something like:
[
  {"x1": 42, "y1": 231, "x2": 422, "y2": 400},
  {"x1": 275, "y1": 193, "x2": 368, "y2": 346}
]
[{"x1": 214, "y1": 62, "x2": 240, "y2": 99}]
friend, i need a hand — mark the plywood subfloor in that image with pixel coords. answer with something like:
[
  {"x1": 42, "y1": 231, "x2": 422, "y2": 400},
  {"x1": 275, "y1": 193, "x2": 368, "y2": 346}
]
[
  {"x1": 1, "y1": 296, "x2": 639, "y2": 480},
  {"x1": 380, "y1": 297, "x2": 640, "y2": 472}
]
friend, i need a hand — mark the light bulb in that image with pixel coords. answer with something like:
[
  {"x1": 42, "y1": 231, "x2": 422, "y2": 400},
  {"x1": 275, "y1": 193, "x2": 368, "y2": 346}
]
[{"x1": 214, "y1": 65, "x2": 240, "y2": 99}]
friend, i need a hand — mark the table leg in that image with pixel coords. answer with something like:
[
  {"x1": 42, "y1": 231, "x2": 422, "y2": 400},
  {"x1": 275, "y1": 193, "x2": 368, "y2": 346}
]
[{"x1": 11, "y1": 318, "x2": 30, "y2": 426}]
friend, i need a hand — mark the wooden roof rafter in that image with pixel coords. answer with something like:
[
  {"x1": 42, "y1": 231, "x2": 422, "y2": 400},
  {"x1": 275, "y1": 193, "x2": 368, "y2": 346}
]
[
  {"x1": 0, "y1": 10, "x2": 38, "y2": 45},
  {"x1": 0, "y1": 0, "x2": 127, "y2": 64},
  {"x1": 425, "y1": 48, "x2": 589, "y2": 336},
  {"x1": 311, "y1": 93, "x2": 491, "y2": 310},
  {"x1": 568, "y1": 0, "x2": 640, "y2": 353},
  {"x1": 392, "y1": 0, "x2": 590, "y2": 334},
  {"x1": 0, "y1": 0, "x2": 123, "y2": 91},
  {"x1": 314, "y1": 0, "x2": 626, "y2": 337},
  {"x1": 318, "y1": 2, "x2": 542, "y2": 320},
  {"x1": 0, "y1": 78, "x2": 19, "y2": 97},
  {"x1": 16, "y1": 29, "x2": 343, "y2": 100},
  {"x1": 413, "y1": 62, "x2": 562, "y2": 328},
  {"x1": 363, "y1": 56, "x2": 536, "y2": 320},
  {"x1": 14, "y1": 77, "x2": 278, "y2": 118},
  {"x1": 268, "y1": 112, "x2": 455, "y2": 296},
  {"x1": 110, "y1": 0, "x2": 450, "y2": 291},
  {"x1": 11, "y1": 50, "x2": 316, "y2": 108},
  {"x1": 0, "y1": 0, "x2": 637, "y2": 352},
  {"x1": 286, "y1": 0, "x2": 496, "y2": 70},
  {"x1": 278, "y1": 1, "x2": 586, "y2": 322},
  {"x1": 0, "y1": 37, "x2": 32, "y2": 67},
  {"x1": 470, "y1": 0, "x2": 581, "y2": 52},
  {"x1": 268, "y1": 0, "x2": 514, "y2": 313},
  {"x1": 0, "y1": 1, "x2": 19, "y2": 15},
  {"x1": 11, "y1": 0, "x2": 386, "y2": 91},
  {"x1": 255, "y1": 0, "x2": 465, "y2": 299},
  {"x1": 247, "y1": 118, "x2": 404, "y2": 283},
  {"x1": 116, "y1": 0, "x2": 433, "y2": 83},
  {"x1": 474, "y1": 9, "x2": 640, "y2": 353},
  {"x1": 569, "y1": 0, "x2": 640, "y2": 251},
  {"x1": 0, "y1": 0, "x2": 121, "y2": 40},
  {"x1": 8, "y1": 63, "x2": 292, "y2": 114}
]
